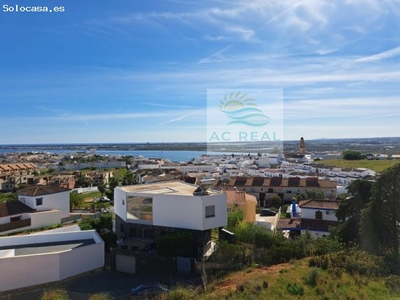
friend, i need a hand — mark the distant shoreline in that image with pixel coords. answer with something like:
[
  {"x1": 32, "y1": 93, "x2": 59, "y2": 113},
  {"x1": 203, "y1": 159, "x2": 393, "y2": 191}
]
[{"x1": 0, "y1": 137, "x2": 400, "y2": 154}]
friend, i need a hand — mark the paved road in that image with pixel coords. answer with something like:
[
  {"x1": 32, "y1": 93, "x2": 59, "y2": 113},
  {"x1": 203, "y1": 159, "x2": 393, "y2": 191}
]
[
  {"x1": 2, "y1": 270, "x2": 201, "y2": 300},
  {"x1": 66, "y1": 270, "x2": 201, "y2": 297}
]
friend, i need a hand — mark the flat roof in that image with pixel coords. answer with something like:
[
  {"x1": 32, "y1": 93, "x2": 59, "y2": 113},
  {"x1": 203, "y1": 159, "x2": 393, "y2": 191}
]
[
  {"x1": 0, "y1": 239, "x2": 95, "y2": 256},
  {"x1": 119, "y1": 181, "x2": 199, "y2": 196}
]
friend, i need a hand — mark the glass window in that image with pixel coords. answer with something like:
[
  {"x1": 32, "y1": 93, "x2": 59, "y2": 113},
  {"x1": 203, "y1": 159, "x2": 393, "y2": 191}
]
[
  {"x1": 126, "y1": 196, "x2": 153, "y2": 221},
  {"x1": 36, "y1": 197, "x2": 43, "y2": 206},
  {"x1": 205, "y1": 205, "x2": 215, "y2": 218}
]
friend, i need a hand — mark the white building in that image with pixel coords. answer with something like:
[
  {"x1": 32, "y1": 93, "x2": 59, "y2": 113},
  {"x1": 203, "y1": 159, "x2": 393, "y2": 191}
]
[
  {"x1": 0, "y1": 201, "x2": 63, "y2": 236},
  {"x1": 165, "y1": 163, "x2": 215, "y2": 174},
  {"x1": 61, "y1": 161, "x2": 126, "y2": 170},
  {"x1": 115, "y1": 181, "x2": 226, "y2": 232},
  {"x1": 18, "y1": 185, "x2": 71, "y2": 219},
  {"x1": 114, "y1": 181, "x2": 227, "y2": 254},
  {"x1": 0, "y1": 186, "x2": 71, "y2": 235},
  {"x1": 0, "y1": 230, "x2": 104, "y2": 292},
  {"x1": 299, "y1": 200, "x2": 340, "y2": 238}
]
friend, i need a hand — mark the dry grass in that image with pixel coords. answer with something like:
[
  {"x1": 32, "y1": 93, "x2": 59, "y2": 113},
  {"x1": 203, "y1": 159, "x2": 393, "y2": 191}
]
[{"x1": 319, "y1": 159, "x2": 400, "y2": 173}]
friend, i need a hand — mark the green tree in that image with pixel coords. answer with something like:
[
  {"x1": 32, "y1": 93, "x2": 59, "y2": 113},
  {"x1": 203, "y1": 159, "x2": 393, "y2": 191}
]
[
  {"x1": 76, "y1": 172, "x2": 90, "y2": 187},
  {"x1": 70, "y1": 191, "x2": 84, "y2": 210},
  {"x1": 78, "y1": 213, "x2": 112, "y2": 232},
  {"x1": 361, "y1": 164, "x2": 400, "y2": 263},
  {"x1": 297, "y1": 189, "x2": 325, "y2": 200},
  {"x1": 98, "y1": 184, "x2": 106, "y2": 196},
  {"x1": 342, "y1": 150, "x2": 362, "y2": 160},
  {"x1": 227, "y1": 207, "x2": 244, "y2": 230},
  {"x1": 106, "y1": 177, "x2": 119, "y2": 200},
  {"x1": 335, "y1": 180, "x2": 373, "y2": 246},
  {"x1": 123, "y1": 155, "x2": 133, "y2": 165},
  {"x1": 0, "y1": 192, "x2": 18, "y2": 203},
  {"x1": 109, "y1": 177, "x2": 119, "y2": 190},
  {"x1": 270, "y1": 195, "x2": 283, "y2": 208},
  {"x1": 122, "y1": 171, "x2": 138, "y2": 186}
]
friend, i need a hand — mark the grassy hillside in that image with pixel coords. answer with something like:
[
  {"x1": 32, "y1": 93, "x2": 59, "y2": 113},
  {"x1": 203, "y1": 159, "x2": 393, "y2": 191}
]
[
  {"x1": 319, "y1": 159, "x2": 400, "y2": 173},
  {"x1": 162, "y1": 258, "x2": 400, "y2": 300}
]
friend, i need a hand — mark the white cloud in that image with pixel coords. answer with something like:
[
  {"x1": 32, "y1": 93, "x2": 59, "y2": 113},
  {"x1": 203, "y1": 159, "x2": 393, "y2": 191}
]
[
  {"x1": 158, "y1": 110, "x2": 203, "y2": 125},
  {"x1": 355, "y1": 46, "x2": 400, "y2": 63},
  {"x1": 204, "y1": 34, "x2": 229, "y2": 41}
]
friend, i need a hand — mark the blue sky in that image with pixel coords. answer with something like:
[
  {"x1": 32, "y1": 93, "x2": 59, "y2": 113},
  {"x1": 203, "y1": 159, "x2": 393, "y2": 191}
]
[{"x1": 1, "y1": 0, "x2": 400, "y2": 144}]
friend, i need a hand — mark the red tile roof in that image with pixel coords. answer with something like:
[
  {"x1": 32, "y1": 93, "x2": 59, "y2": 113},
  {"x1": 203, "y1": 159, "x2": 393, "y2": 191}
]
[
  {"x1": 215, "y1": 176, "x2": 336, "y2": 188},
  {"x1": 299, "y1": 200, "x2": 339, "y2": 210}
]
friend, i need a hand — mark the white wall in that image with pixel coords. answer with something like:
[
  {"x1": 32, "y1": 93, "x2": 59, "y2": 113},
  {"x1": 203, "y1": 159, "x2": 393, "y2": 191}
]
[
  {"x1": 73, "y1": 187, "x2": 99, "y2": 194},
  {"x1": 201, "y1": 194, "x2": 227, "y2": 230},
  {"x1": 114, "y1": 187, "x2": 127, "y2": 222},
  {"x1": 153, "y1": 195, "x2": 203, "y2": 230},
  {"x1": 59, "y1": 242, "x2": 104, "y2": 279},
  {"x1": 0, "y1": 213, "x2": 30, "y2": 225},
  {"x1": 19, "y1": 191, "x2": 70, "y2": 218},
  {"x1": 153, "y1": 193, "x2": 227, "y2": 230},
  {"x1": 30, "y1": 210, "x2": 62, "y2": 228},
  {"x1": 301, "y1": 208, "x2": 338, "y2": 221},
  {"x1": 0, "y1": 251, "x2": 60, "y2": 291},
  {"x1": 0, "y1": 230, "x2": 104, "y2": 292}
]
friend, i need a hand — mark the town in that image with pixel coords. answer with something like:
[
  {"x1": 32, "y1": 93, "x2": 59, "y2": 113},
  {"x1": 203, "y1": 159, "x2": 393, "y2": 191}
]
[{"x1": 1, "y1": 138, "x2": 400, "y2": 298}]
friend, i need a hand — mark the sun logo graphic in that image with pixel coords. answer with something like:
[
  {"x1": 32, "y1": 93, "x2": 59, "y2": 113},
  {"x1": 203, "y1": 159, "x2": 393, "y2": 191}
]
[{"x1": 219, "y1": 92, "x2": 270, "y2": 127}]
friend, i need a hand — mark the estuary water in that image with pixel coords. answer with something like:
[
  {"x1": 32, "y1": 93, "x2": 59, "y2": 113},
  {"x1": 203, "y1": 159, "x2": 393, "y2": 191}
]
[{"x1": 0, "y1": 149, "x2": 236, "y2": 162}]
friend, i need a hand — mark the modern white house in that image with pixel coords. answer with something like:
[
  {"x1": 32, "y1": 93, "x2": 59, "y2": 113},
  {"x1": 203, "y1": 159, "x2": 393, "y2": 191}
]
[
  {"x1": 0, "y1": 230, "x2": 104, "y2": 292},
  {"x1": 114, "y1": 181, "x2": 227, "y2": 254}
]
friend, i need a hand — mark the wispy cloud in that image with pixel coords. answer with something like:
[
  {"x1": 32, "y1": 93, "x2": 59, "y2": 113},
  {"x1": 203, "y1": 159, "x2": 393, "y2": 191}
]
[
  {"x1": 158, "y1": 110, "x2": 203, "y2": 125},
  {"x1": 140, "y1": 102, "x2": 193, "y2": 109},
  {"x1": 15, "y1": 112, "x2": 169, "y2": 123},
  {"x1": 355, "y1": 46, "x2": 400, "y2": 63}
]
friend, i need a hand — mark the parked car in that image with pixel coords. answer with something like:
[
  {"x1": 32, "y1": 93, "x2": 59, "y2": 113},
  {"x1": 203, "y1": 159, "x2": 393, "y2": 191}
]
[
  {"x1": 131, "y1": 282, "x2": 169, "y2": 298},
  {"x1": 99, "y1": 197, "x2": 110, "y2": 202},
  {"x1": 260, "y1": 208, "x2": 276, "y2": 217}
]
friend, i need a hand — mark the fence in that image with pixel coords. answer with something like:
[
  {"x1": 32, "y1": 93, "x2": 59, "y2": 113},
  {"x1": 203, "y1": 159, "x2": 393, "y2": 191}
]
[
  {"x1": 0, "y1": 219, "x2": 31, "y2": 233},
  {"x1": 61, "y1": 212, "x2": 102, "y2": 224},
  {"x1": 72, "y1": 187, "x2": 99, "y2": 194}
]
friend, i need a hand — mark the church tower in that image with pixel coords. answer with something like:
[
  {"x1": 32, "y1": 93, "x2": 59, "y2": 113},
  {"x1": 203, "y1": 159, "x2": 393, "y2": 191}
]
[{"x1": 299, "y1": 137, "x2": 305, "y2": 155}]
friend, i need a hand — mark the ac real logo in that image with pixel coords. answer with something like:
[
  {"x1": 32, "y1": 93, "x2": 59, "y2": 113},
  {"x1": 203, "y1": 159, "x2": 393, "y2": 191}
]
[{"x1": 209, "y1": 91, "x2": 280, "y2": 142}]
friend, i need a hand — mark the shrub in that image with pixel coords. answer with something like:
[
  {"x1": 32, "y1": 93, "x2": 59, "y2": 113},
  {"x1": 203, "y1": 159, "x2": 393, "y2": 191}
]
[
  {"x1": 342, "y1": 150, "x2": 362, "y2": 160},
  {"x1": 227, "y1": 207, "x2": 244, "y2": 230},
  {"x1": 385, "y1": 275, "x2": 400, "y2": 293},
  {"x1": 78, "y1": 213, "x2": 112, "y2": 232},
  {"x1": 286, "y1": 283, "x2": 304, "y2": 296},
  {"x1": 270, "y1": 195, "x2": 283, "y2": 208},
  {"x1": 88, "y1": 293, "x2": 113, "y2": 300},
  {"x1": 156, "y1": 231, "x2": 194, "y2": 257},
  {"x1": 304, "y1": 268, "x2": 319, "y2": 287},
  {"x1": 308, "y1": 249, "x2": 389, "y2": 277},
  {"x1": 305, "y1": 237, "x2": 344, "y2": 257},
  {"x1": 209, "y1": 241, "x2": 251, "y2": 265},
  {"x1": 165, "y1": 287, "x2": 197, "y2": 300},
  {"x1": 41, "y1": 289, "x2": 69, "y2": 300}
]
